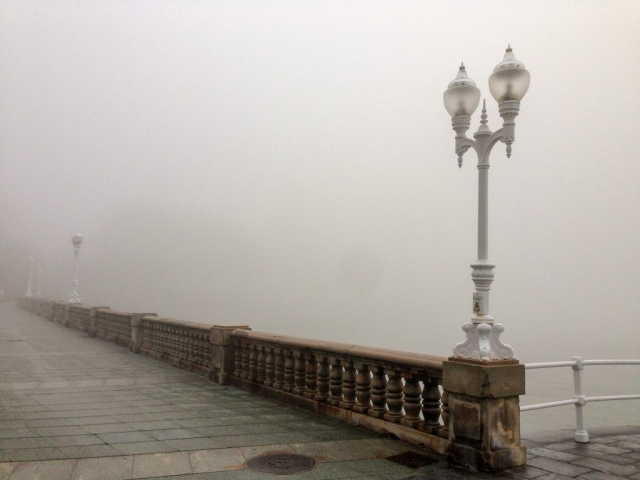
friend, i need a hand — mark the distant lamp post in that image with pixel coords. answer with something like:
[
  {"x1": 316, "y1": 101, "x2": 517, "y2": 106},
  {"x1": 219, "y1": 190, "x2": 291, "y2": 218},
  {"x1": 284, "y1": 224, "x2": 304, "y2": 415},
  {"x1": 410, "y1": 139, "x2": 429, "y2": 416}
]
[
  {"x1": 443, "y1": 46, "x2": 530, "y2": 361},
  {"x1": 36, "y1": 265, "x2": 42, "y2": 297},
  {"x1": 69, "y1": 234, "x2": 84, "y2": 304},
  {"x1": 26, "y1": 256, "x2": 34, "y2": 298}
]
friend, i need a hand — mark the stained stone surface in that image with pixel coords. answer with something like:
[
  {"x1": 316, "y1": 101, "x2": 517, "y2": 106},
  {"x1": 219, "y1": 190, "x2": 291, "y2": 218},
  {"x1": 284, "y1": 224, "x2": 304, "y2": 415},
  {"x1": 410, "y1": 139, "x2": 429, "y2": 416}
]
[{"x1": 1, "y1": 302, "x2": 640, "y2": 479}]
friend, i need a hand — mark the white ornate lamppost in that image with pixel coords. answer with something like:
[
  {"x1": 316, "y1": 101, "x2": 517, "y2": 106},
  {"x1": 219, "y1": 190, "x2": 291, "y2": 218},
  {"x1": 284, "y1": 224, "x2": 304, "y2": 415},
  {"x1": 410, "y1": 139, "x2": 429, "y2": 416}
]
[
  {"x1": 443, "y1": 46, "x2": 531, "y2": 361},
  {"x1": 36, "y1": 265, "x2": 42, "y2": 297},
  {"x1": 26, "y1": 256, "x2": 34, "y2": 298},
  {"x1": 69, "y1": 233, "x2": 84, "y2": 304}
]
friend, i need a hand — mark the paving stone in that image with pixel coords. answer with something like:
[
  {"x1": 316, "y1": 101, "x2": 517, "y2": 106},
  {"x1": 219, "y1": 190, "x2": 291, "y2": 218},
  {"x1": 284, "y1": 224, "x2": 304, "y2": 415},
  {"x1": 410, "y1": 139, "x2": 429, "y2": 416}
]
[
  {"x1": 564, "y1": 447, "x2": 638, "y2": 464},
  {"x1": 189, "y1": 448, "x2": 245, "y2": 473},
  {"x1": 526, "y1": 457, "x2": 591, "y2": 477},
  {"x1": 71, "y1": 455, "x2": 134, "y2": 480},
  {"x1": 112, "y1": 441, "x2": 177, "y2": 455},
  {"x1": 571, "y1": 442, "x2": 632, "y2": 455},
  {"x1": 8, "y1": 459, "x2": 77, "y2": 480},
  {"x1": 579, "y1": 471, "x2": 631, "y2": 480},
  {"x1": 36, "y1": 426, "x2": 89, "y2": 437},
  {"x1": 97, "y1": 431, "x2": 155, "y2": 444},
  {"x1": 571, "y1": 456, "x2": 640, "y2": 476},
  {"x1": 5, "y1": 447, "x2": 66, "y2": 462},
  {"x1": 147, "y1": 428, "x2": 203, "y2": 441},
  {"x1": 164, "y1": 437, "x2": 227, "y2": 451},
  {"x1": 132, "y1": 452, "x2": 192, "y2": 478},
  {"x1": 0, "y1": 462, "x2": 18, "y2": 480},
  {"x1": 527, "y1": 447, "x2": 581, "y2": 462},
  {"x1": 46, "y1": 435, "x2": 105, "y2": 447},
  {"x1": 504, "y1": 465, "x2": 548, "y2": 479},
  {"x1": 533, "y1": 475, "x2": 575, "y2": 480},
  {"x1": 57, "y1": 444, "x2": 123, "y2": 458}
]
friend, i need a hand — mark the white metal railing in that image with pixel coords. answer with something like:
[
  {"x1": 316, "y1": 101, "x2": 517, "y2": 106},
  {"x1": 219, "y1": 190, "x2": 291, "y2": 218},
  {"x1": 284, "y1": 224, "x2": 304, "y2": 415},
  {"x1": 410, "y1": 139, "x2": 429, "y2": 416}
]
[{"x1": 521, "y1": 357, "x2": 640, "y2": 443}]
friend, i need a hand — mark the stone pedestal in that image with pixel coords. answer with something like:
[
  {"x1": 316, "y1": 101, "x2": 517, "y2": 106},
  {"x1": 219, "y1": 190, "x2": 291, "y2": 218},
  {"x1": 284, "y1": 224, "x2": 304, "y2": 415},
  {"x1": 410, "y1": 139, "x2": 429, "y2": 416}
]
[
  {"x1": 443, "y1": 357, "x2": 526, "y2": 472},
  {"x1": 88, "y1": 307, "x2": 109, "y2": 337},
  {"x1": 130, "y1": 314, "x2": 156, "y2": 353},
  {"x1": 210, "y1": 325, "x2": 250, "y2": 385}
]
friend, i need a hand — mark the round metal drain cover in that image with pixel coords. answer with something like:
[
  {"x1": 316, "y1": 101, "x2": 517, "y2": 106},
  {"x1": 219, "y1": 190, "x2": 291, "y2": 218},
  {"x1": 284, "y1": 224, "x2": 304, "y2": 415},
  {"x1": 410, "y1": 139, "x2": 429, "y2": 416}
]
[{"x1": 246, "y1": 453, "x2": 316, "y2": 475}]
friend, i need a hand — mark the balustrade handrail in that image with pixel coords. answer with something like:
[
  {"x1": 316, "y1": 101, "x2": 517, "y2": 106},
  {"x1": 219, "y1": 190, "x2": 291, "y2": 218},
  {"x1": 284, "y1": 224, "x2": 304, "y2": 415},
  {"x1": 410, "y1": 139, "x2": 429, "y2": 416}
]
[
  {"x1": 231, "y1": 329, "x2": 445, "y2": 373},
  {"x1": 521, "y1": 357, "x2": 640, "y2": 443},
  {"x1": 141, "y1": 315, "x2": 210, "y2": 332}
]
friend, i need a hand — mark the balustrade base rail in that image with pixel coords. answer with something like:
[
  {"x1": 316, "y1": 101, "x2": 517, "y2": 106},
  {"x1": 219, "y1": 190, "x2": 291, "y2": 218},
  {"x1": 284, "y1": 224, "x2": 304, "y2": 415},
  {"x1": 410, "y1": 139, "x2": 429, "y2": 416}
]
[{"x1": 16, "y1": 296, "x2": 529, "y2": 473}]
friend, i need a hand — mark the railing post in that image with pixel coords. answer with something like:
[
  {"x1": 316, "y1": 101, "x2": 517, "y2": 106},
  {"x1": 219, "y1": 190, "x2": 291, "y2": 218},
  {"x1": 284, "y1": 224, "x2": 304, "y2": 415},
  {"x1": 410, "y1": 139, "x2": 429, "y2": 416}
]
[
  {"x1": 369, "y1": 367, "x2": 388, "y2": 418},
  {"x1": 443, "y1": 358, "x2": 526, "y2": 472},
  {"x1": 210, "y1": 325, "x2": 250, "y2": 385},
  {"x1": 327, "y1": 359, "x2": 343, "y2": 406},
  {"x1": 315, "y1": 356, "x2": 330, "y2": 402},
  {"x1": 572, "y1": 357, "x2": 589, "y2": 443},
  {"x1": 88, "y1": 307, "x2": 109, "y2": 337},
  {"x1": 64, "y1": 304, "x2": 72, "y2": 327}
]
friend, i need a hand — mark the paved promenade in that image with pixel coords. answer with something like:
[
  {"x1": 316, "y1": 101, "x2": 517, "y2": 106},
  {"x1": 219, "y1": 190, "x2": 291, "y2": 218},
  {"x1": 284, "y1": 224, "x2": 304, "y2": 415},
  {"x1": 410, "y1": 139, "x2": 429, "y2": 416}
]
[{"x1": 1, "y1": 302, "x2": 639, "y2": 479}]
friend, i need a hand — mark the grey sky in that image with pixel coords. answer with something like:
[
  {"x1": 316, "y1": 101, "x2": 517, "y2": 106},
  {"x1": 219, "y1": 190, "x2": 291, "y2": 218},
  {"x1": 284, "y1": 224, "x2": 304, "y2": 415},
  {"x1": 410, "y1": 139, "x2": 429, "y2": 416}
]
[{"x1": 1, "y1": 0, "x2": 639, "y2": 361}]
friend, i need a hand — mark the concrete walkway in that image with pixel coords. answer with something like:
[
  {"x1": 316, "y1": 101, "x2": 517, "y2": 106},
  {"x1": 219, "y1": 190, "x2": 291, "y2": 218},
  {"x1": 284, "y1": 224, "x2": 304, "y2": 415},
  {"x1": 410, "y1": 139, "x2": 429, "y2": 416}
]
[{"x1": 1, "y1": 302, "x2": 639, "y2": 479}]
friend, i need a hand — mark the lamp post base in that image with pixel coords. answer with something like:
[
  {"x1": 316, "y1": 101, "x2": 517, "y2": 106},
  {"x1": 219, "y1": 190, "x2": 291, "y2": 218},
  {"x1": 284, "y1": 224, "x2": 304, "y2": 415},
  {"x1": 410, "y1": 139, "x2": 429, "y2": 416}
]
[
  {"x1": 453, "y1": 323, "x2": 514, "y2": 361},
  {"x1": 68, "y1": 295, "x2": 81, "y2": 304}
]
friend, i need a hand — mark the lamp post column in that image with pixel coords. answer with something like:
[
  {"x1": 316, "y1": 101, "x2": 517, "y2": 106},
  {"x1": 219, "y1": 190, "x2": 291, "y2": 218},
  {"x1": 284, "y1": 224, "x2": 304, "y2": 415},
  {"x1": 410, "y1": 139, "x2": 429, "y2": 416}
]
[
  {"x1": 26, "y1": 256, "x2": 34, "y2": 298},
  {"x1": 69, "y1": 234, "x2": 84, "y2": 304},
  {"x1": 36, "y1": 265, "x2": 42, "y2": 297}
]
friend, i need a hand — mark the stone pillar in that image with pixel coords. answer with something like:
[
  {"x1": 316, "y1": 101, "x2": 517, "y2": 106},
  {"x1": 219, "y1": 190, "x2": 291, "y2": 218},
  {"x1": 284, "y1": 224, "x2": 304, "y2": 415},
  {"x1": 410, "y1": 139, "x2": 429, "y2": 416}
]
[
  {"x1": 130, "y1": 314, "x2": 156, "y2": 353},
  {"x1": 88, "y1": 307, "x2": 109, "y2": 337},
  {"x1": 209, "y1": 325, "x2": 250, "y2": 385},
  {"x1": 64, "y1": 304, "x2": 72, "y2": 327},
  {"x1": 443, "y1": 358, "x2": 526, "y2": 472}
]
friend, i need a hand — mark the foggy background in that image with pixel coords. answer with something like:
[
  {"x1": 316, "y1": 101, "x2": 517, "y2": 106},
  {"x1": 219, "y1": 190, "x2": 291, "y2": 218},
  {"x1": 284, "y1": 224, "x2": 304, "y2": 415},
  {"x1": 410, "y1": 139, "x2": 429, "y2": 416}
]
[{"x1": 1, "y1": 1, "x2": 639, "y2": 432}]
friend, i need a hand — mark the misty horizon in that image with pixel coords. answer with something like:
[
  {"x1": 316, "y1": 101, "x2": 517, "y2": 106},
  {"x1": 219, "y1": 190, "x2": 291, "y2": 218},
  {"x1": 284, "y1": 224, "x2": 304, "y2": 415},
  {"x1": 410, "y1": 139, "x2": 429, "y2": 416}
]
[{"x1": 1, "y1": 1, "x2": 639, "y2": 364}]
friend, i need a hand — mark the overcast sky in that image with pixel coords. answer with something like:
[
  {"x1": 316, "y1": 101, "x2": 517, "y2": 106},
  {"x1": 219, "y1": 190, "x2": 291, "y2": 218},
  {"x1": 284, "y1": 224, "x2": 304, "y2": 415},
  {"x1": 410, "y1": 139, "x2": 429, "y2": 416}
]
[{"x1": 1, "y1": 0, "x2": 639, "y2": 362}]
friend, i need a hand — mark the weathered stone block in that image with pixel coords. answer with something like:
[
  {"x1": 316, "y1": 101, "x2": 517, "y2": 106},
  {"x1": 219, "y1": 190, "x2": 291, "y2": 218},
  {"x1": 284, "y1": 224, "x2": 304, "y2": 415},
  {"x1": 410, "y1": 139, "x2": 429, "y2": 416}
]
[
  {"x1": 443, "y1": 357, "x2": 524, "y2": 398},
  {"x1": 443, "y1": 357, "x2": 526, "y2": 472}
]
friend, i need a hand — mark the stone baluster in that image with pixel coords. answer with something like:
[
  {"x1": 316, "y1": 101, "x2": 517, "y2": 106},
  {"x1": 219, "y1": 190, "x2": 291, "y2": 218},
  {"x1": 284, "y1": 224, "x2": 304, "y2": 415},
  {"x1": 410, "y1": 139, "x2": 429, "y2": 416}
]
[
  {"x1": 274, "y1": 350, "x2": 285, "y2": 390},
  {"x1": 283, "y1": 352, "x2": 295, "y2": 392},
  {"x1": 328, "y1": 360, "x2": 343, "y2": 406},
  {"x1": 241, "y1": 343, "x2": 251, "y2": 379},
  {"x1": 315, "y1": 357, "x2": 330, "y2": 402},
  {"x1": 304, "y1": 354, "x2": 318, "y2": 399},
  {"x1": 257, "y1": 346, "x2": 267, "y2": 384},
  {"x1": 249, "y1": 344, "x2": 259, "y2": 382},
  {"x1": 401, "y1": 376, "x2": 422, "y2": 428},
  {"x1": 439, "y1": 390, "x2": 449, "y2": 438},
  {"x1": 234, "y1": 341, "x2": 243, "y2": 377},
  {"x1": 422, "y1": 379, "x2": 442, "y2": 433},
  {"x1": 293, "y1": 355, "x2": 307, "y2": 396},
  {"x1": 384, "y1": 371, "x2": 404, "y2": 423},
  {"x1": 339, "y1": 362, "x2": 357, "y2": 409},
  {"x1": 353, "y1": 365, "x2": 372, "y2": 414},
  {"x1": 265, "y1": 347, "x2": 276, "y2": 387},
  {"x1": 369, "y1": 367, "x2": 388, "y2": 418}
]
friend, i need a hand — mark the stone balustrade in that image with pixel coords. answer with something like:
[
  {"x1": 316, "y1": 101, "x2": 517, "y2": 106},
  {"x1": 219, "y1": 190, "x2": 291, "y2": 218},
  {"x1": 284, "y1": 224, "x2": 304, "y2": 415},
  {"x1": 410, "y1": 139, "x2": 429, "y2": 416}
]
[
  {"x1": 16, "y1": 296, "x2": 526, "y2": 472},
  {"x1": 230, "y1": 329, "x2": 449, "y2": 452},
  {"x1": 68, "y1": 305, "x2": 91, "y2": 331},
  {"x1": 139, "y1": 316, "x2": 213, "y2": 377}
]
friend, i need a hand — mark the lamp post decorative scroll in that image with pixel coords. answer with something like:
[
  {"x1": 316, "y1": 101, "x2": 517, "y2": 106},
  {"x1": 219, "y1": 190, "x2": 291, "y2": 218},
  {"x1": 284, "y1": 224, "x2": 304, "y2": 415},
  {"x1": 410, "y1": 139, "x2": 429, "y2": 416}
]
[
  {"x1": 26, "y1": 256, "x2": 34, "y2": 298},
  {"x1": 69, "y1": 233, "x2": 84, "y2": 304},
  {"x1": 443, "y1": 46, "x2": 531, "y2": 361}
]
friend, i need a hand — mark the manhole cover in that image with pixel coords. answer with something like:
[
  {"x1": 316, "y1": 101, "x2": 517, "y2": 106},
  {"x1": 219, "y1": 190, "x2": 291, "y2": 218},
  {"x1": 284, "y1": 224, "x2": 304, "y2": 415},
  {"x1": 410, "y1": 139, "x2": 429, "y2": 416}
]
[
  {"x1": 245, "y1": 453, "x2": 316, "y2": 475},
  {"x1": 385, "y1": 451, "x2": 439, "y2": 469}
]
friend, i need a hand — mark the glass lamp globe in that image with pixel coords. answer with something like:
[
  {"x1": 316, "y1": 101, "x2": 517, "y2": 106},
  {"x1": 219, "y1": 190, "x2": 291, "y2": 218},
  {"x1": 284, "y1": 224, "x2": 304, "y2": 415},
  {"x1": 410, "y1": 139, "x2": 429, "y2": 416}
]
[
  {"x1": 488, "y1": 46, "x2": 530, "y2": 103},
  {"x1": 443, "y1": 64, "x2": 481, "y2": 118},
  {"x1": 71, "y1": 234, "x2": 84, "y2": 246}
]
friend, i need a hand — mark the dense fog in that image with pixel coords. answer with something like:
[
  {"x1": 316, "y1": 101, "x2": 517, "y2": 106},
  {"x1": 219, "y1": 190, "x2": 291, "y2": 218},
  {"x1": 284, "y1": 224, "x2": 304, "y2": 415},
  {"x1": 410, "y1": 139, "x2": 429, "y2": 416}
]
[{"x1": 2, "y1": 0, "x2": 639, "y2": 362}]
